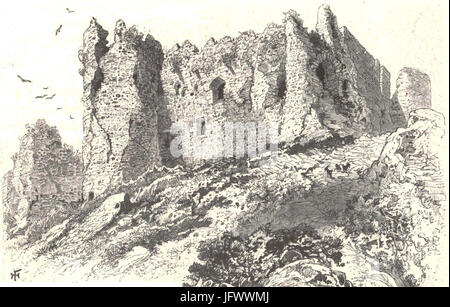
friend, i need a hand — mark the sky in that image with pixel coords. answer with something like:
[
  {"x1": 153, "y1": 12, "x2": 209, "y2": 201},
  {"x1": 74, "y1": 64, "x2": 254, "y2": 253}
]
[{"x1": 0, "y1": 0, "x2": 449, "y2": 175}]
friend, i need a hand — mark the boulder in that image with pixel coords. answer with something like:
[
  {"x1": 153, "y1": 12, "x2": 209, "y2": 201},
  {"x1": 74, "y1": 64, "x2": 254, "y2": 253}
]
[{"x1": 265, "y1": 259, "x2": 351, "y2": 287}]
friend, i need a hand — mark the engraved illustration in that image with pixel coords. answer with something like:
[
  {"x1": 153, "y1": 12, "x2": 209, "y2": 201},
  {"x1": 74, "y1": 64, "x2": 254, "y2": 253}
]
[{"x1": 1, "y1": 1, "x2": 448, "y2": 287}]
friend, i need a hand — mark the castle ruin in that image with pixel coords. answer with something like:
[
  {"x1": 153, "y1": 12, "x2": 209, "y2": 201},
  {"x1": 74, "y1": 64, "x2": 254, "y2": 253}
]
[
  {"x1": 2, "y1": 120, "x2": 83, "y2": 233},
  {"x1": 79, "y1": 4, "x2": 432, "y2": 200}
]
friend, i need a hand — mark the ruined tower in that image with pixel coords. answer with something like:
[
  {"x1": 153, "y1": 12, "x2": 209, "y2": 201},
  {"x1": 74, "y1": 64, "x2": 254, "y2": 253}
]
[
  {"x1": 392, "y1": 67, "x2": 432, "y2": 120},
  {"x1": 79, "y1": 19, "x2": 163, "y2": 200},
  {"x1": 280, "y1": 5, "x2": 397, "y2": 144},
  {"x1": 2, "y1": 119, "x2": 83, "y2": 233}
]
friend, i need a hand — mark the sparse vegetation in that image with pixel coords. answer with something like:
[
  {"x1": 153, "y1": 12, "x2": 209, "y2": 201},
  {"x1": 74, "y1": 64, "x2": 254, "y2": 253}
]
[{"x1": 185, "y1": 224, "x2": 343, "y2": 286}]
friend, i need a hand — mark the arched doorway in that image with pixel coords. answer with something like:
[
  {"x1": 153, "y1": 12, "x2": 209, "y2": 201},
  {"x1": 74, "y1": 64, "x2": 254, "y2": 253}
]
[{"x1": 210, "y1": 77, "x2": 225, "y2": 103}]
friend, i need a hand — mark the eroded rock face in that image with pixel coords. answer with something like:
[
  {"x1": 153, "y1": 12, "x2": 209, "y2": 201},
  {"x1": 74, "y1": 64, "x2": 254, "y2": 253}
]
[
  {"x1": 392, "y1": 67, "x2": 432, "y2": 121},
  {"x1": 80, "y1": 19, "x2": 163, "y2": 200},
  {"x1": 2, "y1": 119, "x2": 83, "y2": 235},
  {"x1": 371, "y1": 108, "x2": 445, "y2": 202},
  {"x1": 366, "y1": 108, "x2": 446, "y2": 286}
]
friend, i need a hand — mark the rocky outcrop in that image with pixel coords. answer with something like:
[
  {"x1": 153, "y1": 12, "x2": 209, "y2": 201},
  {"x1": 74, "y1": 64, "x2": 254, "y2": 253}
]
[
  {"x1": 265, "y1": 260, "x2": 350, "y2": 287},
  {"x1": 370, "y1": 108, "x2": 446, "y2": 202},
  {"x1": 392, "y1": 67, "x2": 432, "y2": 120},
  {"x1": 2, "y1": 119, "x2": 82, "y2": 236},
  {"x1": 360, "y1": 108, "x2": 447, "y2": 286},
  {"x1": 3, "y1": 107, "x2": 446, "y2": 286}
]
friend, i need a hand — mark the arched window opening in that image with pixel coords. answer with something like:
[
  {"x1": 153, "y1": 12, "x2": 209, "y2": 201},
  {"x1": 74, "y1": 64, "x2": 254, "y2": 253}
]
[
  {"x1": 124, "y1": 193, "x2": 131, "y2": 204},
  {"x1": 160, "y1": 131, "x2": 172, "y2": 150},
  {"x1": 88, "y1": 192, "x2": 94, "y2": 201},
  {"x1": 277, "y1": 76, "x2": 287, "y2": 99},
  {"x1": 174, "y1": 82, "x2": 181, "y2": 96},
  {"x1": 316, "y1": 63, "x2": 326, "y2": 85},
  {"x1": 217, "y1": 84, "x2": 225, "y2": 100},
  {"x1": 210, "y1": 77, "x2": 226, "y2": 103},
  {"x1": 342, "y1": 80, "x2": 350, "y2": 98},
  {"x1": 198, "y1": 118, "x2": 206, "y2": 136}
]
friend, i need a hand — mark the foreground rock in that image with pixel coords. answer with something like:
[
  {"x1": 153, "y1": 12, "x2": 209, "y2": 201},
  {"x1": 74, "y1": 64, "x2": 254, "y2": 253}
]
[{"x1": 265, "y1": 260, "x2": 350, "y2": 287}]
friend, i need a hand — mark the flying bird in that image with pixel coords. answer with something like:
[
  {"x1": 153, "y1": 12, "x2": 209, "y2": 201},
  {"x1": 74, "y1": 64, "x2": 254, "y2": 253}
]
[
  {"x1": 66, "y1": 8, "x2": 75, "y2": 13},
  {"x1": 69, "y1": 115, "x2": 74, "y2": 119},
  {"x1": 17, "y1": 75, "x2": 32, "y2": 83},
  {"x1": 35, "y1": 94, "x2": 47, "y2": 99},
  {"x1": 45, "y1": 94, "x2": 56, "y2": 99},
  {"x1": 43, "y1": 87, "x2": 49, "y2": 90},
  {"x1": 57, "y1": 107, "x2": 62, "y2": 110},
  {"x1": 55, "y1": 25, "x2": 62, "y2": 36}
]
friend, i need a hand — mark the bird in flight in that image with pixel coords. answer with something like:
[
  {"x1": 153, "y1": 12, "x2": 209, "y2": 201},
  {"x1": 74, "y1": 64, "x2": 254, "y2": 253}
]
[
  {"x1": 43, "y1": 87, "x2": 49, "y2": 90},
  {"x1": 45, "y1": 94, "x2": 56, "y2": 100},
  {"x1": 66, "y1": 8, "x2": 75, "y2": 13},
  {"x1": 55, "y1": 25, "x2": 62, "y2": 36},
  {"x1": 57, "y1": 107, "x2": 62, "y2": 110},
  {"x1": 69, "y1": 115, "x2": 74, "y2": 119},
  {"x1": 35, "y1": 94, "x2": 47, "y2": 99},
  {"x1": 17, "y1": 75, "x2": 32, "y2": 83}
]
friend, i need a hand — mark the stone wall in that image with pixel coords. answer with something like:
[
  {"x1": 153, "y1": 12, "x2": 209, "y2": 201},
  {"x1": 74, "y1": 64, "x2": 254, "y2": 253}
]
[
  {"x1": 280, "y1": 10, "x2": 331, "y2": 144},
  {"x1": 380, "y1": 66, "x2": 391, "y2": 99},
  {"x1": 79, "y1": 5, "x2": 422, "y2": 197},
  {"x1": 160, "y1": 24, "x2": 286, "y2": 163},
  {"x1": 161, "y1": 5, "x2": 400, "y2": 150},
  {"x1": 317, "y1": 5, "x2": 397, "y2": 134},
  {"x1": 80, "y1": 19, "x2": 163, "y2": 200},
  {"x1": 280, "y1": 5, "x2": 400, "y2": 144}
]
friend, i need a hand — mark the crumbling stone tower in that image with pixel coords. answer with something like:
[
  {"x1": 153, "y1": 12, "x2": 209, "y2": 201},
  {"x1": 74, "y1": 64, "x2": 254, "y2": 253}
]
[
  {"x1": 281, "y1": 5, "x2": 397, "y2": 144},
  {"x1": 392, "y1": 67, "x2": 432, "y2": 120},
  {"x1": 2, "y1": 119, "x2": 83, "y2": 233},
  {"x1": 79, "y1": 19, "x2": 163, "y2": 200}
]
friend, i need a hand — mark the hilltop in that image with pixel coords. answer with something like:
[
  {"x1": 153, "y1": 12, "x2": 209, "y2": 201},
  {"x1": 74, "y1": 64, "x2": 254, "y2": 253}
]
[{"x1": 1, "y1": 4, "x2": 448, "y2": 287}]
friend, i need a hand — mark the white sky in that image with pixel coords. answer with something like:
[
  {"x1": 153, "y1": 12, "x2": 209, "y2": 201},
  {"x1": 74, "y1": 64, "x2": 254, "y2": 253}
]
[{"x1": 0, "y1": 0, "x2": 448, "y2": 175}]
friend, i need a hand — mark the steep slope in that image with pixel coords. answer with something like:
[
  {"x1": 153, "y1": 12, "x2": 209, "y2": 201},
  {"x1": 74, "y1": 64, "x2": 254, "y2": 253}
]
[
  {"x1": 2, "y1": 131, "x2": 385, "y2": 283},
  {"x1": 2, "y1": 108, "x2": 446, "y2": 287}
]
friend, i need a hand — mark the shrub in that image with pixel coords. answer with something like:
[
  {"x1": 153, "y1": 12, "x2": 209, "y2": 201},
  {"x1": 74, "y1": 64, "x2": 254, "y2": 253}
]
[{"x1": 186, "y1": 223, "x2": 343, "y2": 286}]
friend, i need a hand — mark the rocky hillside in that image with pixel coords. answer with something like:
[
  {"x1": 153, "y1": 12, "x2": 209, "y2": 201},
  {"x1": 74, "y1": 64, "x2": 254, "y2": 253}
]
[{"x1": 2, "y1": 108, "x2": 446, "y2": 286}]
